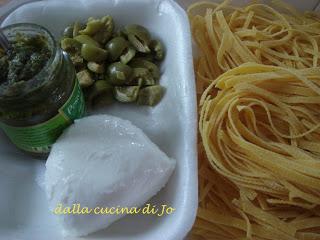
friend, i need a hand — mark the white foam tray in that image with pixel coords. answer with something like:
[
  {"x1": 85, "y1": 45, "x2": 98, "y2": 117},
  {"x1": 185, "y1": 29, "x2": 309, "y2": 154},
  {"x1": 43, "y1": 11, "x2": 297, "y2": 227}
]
[{"x1": 0, "y1": 0, "x2": 197, "y2": 239}]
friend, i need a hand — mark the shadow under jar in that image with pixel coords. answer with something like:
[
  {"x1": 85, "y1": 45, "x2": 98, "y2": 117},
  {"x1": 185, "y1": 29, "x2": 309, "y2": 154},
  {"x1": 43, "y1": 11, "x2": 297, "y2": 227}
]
[{"x1": 0, "y1": 23, "x2": 85, "y2": 158}]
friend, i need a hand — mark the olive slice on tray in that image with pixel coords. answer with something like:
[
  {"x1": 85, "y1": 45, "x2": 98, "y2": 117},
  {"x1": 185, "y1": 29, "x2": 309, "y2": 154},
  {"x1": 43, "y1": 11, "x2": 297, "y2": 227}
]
[
  {"x1": 107, "y1": 62, "x2": 132, "y2": 85},
  {"x1": 123, "y1": 24, "x2": 151, "y2": 53}
]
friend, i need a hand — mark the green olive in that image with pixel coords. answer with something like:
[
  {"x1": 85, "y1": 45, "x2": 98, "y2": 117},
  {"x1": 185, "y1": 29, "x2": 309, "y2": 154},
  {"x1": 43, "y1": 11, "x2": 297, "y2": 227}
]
[
  {"x1": 60, "y1": 38, "x2": 81, "y2": 52},
  {"x1": 93, "y1": 93, "x2": 113, "y2": 108},
  {"x1": 113, "y1": 86, "x2": 140, "y2": 103},
  {"x1": 93, "y1": 30, "x2": 112, "y2": 45},
  {"x1": 79, "y1": 19, "x2": 104, "y2": 35},
  {"x1": 129, "y1": 59, "x2": 160, "y2": 80},
  {"x1": 105, "y1": 37, "x2": 136, "y2": 64},
  {"x1": 105, "y1": 37, "x2": 129, "y2": 61},
  {"x1": 77, "y1": 69, "x2": 94, "y2": 88},
  {"x1": 87, "y1": 80, "x2": 113, "y2": 104},
  {"x1": 132, "y1": 68, "x2": 155, "y2": 86},
  {"x1": 107, "y1": 62, "x2": 132, "y2": 85},
  {"x1": 73, "y1": 21, "x2": 83, "y2": 37},
  {"x1": 91, "y1": 73, "x2": 105, "y2": 81},
  {"x1": 150, "y1": 39, "x2": 165, "y2": 61},
  {"x1": 134, "y1": 53, "x2": 154, "y2": 62},
  {"x1": 63, "y1": 25, "x2": 74, "y2": 38},
  {"x1": 101, "y1": 15, "x2": 113, "y2": 25},
  {"x1": 87, "y1": 62, "x2": 105, "y2": 73},
  {"x1": 88, "y1": 17, "x2": 95, "y2": 22},
  {"x1": 120, "y1": 47, "x2": 136, "y2": 64},
  {"x1": 112, "y1": 30, "x2": 126, "y2": 38},
  {"x1": 70, "y1": 53, "x2": 84, "y2": 66},
  {"x1": 123, "y1": 24, "x2": 151, "y2": 53},
  {"x1": 74, "y1": 35, "x2": 101, "y2": 48},
  {"x1": 137, "y1": 85, "x2": 165, "y2": 106},
  {"x1": 92, "y1": 15, "x2": 114, "y2": 44},
  {"x1": 81, "y1": 44, "x2": 108, "y2": 62}
]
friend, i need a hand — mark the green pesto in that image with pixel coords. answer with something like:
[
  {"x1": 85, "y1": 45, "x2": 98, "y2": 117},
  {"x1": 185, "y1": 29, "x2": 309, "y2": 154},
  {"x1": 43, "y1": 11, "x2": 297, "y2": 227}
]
[
  {"x1": 0, "y1": 34, "x2": 51, "y2": 85},
  {"x1": 0, "y1": 24, "x2": 75, "y2": 127}
]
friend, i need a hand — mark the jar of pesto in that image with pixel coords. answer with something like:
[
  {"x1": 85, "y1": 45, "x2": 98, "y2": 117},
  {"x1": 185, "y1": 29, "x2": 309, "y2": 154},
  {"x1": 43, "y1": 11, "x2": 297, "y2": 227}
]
[{"x1": 0, "y1": 23, "x2": 85, "y2": 156}]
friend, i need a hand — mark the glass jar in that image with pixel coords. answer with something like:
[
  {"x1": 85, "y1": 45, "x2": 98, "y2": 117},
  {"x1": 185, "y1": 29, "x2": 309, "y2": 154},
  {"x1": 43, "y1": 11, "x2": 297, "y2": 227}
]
[{"x1": 0, "y1": 23, "x2": 85, "y2": 157}]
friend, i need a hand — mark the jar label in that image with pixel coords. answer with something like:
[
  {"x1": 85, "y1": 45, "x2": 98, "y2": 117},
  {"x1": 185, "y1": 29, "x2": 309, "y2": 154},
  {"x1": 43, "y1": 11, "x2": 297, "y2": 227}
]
[{"x1": 0, "y1": 80, "x2": 85, "y2": 154}]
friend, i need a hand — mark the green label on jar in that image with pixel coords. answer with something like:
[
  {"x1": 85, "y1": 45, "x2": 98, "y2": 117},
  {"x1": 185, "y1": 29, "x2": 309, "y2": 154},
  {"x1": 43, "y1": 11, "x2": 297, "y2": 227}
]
[{"x1": 0, "y1": 80, "x2": 85, "y2": 154}]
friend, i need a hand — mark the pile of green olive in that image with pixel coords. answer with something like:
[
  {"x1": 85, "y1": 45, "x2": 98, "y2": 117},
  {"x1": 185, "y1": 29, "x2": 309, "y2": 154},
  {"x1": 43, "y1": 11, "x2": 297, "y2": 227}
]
[{"x1": 60, "y1": 15, "x2": 165, "y2": 107}]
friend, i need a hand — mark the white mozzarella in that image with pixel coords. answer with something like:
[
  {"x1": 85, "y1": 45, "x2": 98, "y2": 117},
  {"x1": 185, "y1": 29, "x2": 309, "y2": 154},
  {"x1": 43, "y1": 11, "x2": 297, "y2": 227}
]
[{"x1": 45, "y1": 115, "x2": 176, "y2": 236}]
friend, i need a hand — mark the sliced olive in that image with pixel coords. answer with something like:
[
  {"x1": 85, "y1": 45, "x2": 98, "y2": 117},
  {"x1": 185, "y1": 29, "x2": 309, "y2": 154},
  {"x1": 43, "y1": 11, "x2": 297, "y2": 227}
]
[
  {"x1": 73, "y1": 21, "x2": 83, "y2": 37},
  {"x1": 132, "y1": 68, "x2": 155, "y2": 86},
  {"x1": 93, "y1": 93, "x2": 113, "y2": 108},
  {"x1": 137, "y1": 85, "x2": 165, "y2": 106},
  {"x1": 93, "y1": 30, "x2": 112, "y2": 45},
  {"x1": 129, "y1": 59, "x2": 160, "y2": 80},
  {"x1": 63, "y1": 25, "x2": 74, "y2": 38},
  {"x1": 92, "y1": 15, "x2": 114, "y2": 44},
  {"x1": 113, "y1": 86, "x2": 140, "y2": 103},
  {"x1": 81, "y1": 44, "x2": 108, "y2": 62},
  {"x1": 101, "y1": 15, "x2": 113, "y2": 25},
  {"x1": 74, "y1": 35, "x2": 100, "y2": 48},
  {"x1": 91, "y1": 73, "x2": 105, "y2": 81},
  {"x1": 70, "y1": 53, "x2": 84, "y2": 66},
  {"x1": 123, "y1": 24, "x2": 151, "y2": 41},
  {"x1": 77, "y1": 69, "x2": 94, "y2": 88},
  {"x1": 79, "y1": 19, "x2": 104, "y2": 35},
  {"x1": 123, "y1": 24, "x2": 151, "y2": 53},
  {"x1": 60, "y1": 38, "x2": 81, "y2": 52},
  {"x1": 134, "y1": 53, "x2": 154, "y2": 62},
  {"x1": 107, "y1": 62, "x2": 132, "y2": 85},
  {"x1": 120, "y1": 47, "x2": 136, "y2": 64},
  {"x1": 127, "y1": 34, "x2": 150, "y2": 53},
  {"x1": 87, "y1": 62, "x2": 105, "y2": 73},
  {"x1": 105, "y1": 37, "x2": 129, "y2": 61},
  {"x1": 87, "y1": 80, "x2": 113, "y2": 105},
  {"x1": 88, "y1": 17, "x2": 95, "y2": 22},
  {"x1": 112, "y1": 30, "x2": 126, "y2": 38},
  {"x1": 150, "y1": 39, "x2": 165, "y2": 61}
]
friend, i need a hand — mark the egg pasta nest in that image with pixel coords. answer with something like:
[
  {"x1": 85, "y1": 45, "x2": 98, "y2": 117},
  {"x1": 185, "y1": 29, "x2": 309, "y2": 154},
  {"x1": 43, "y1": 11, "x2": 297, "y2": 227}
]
[{"x1": 189, "y1": 0, "x2": 320, "y2": 239}]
